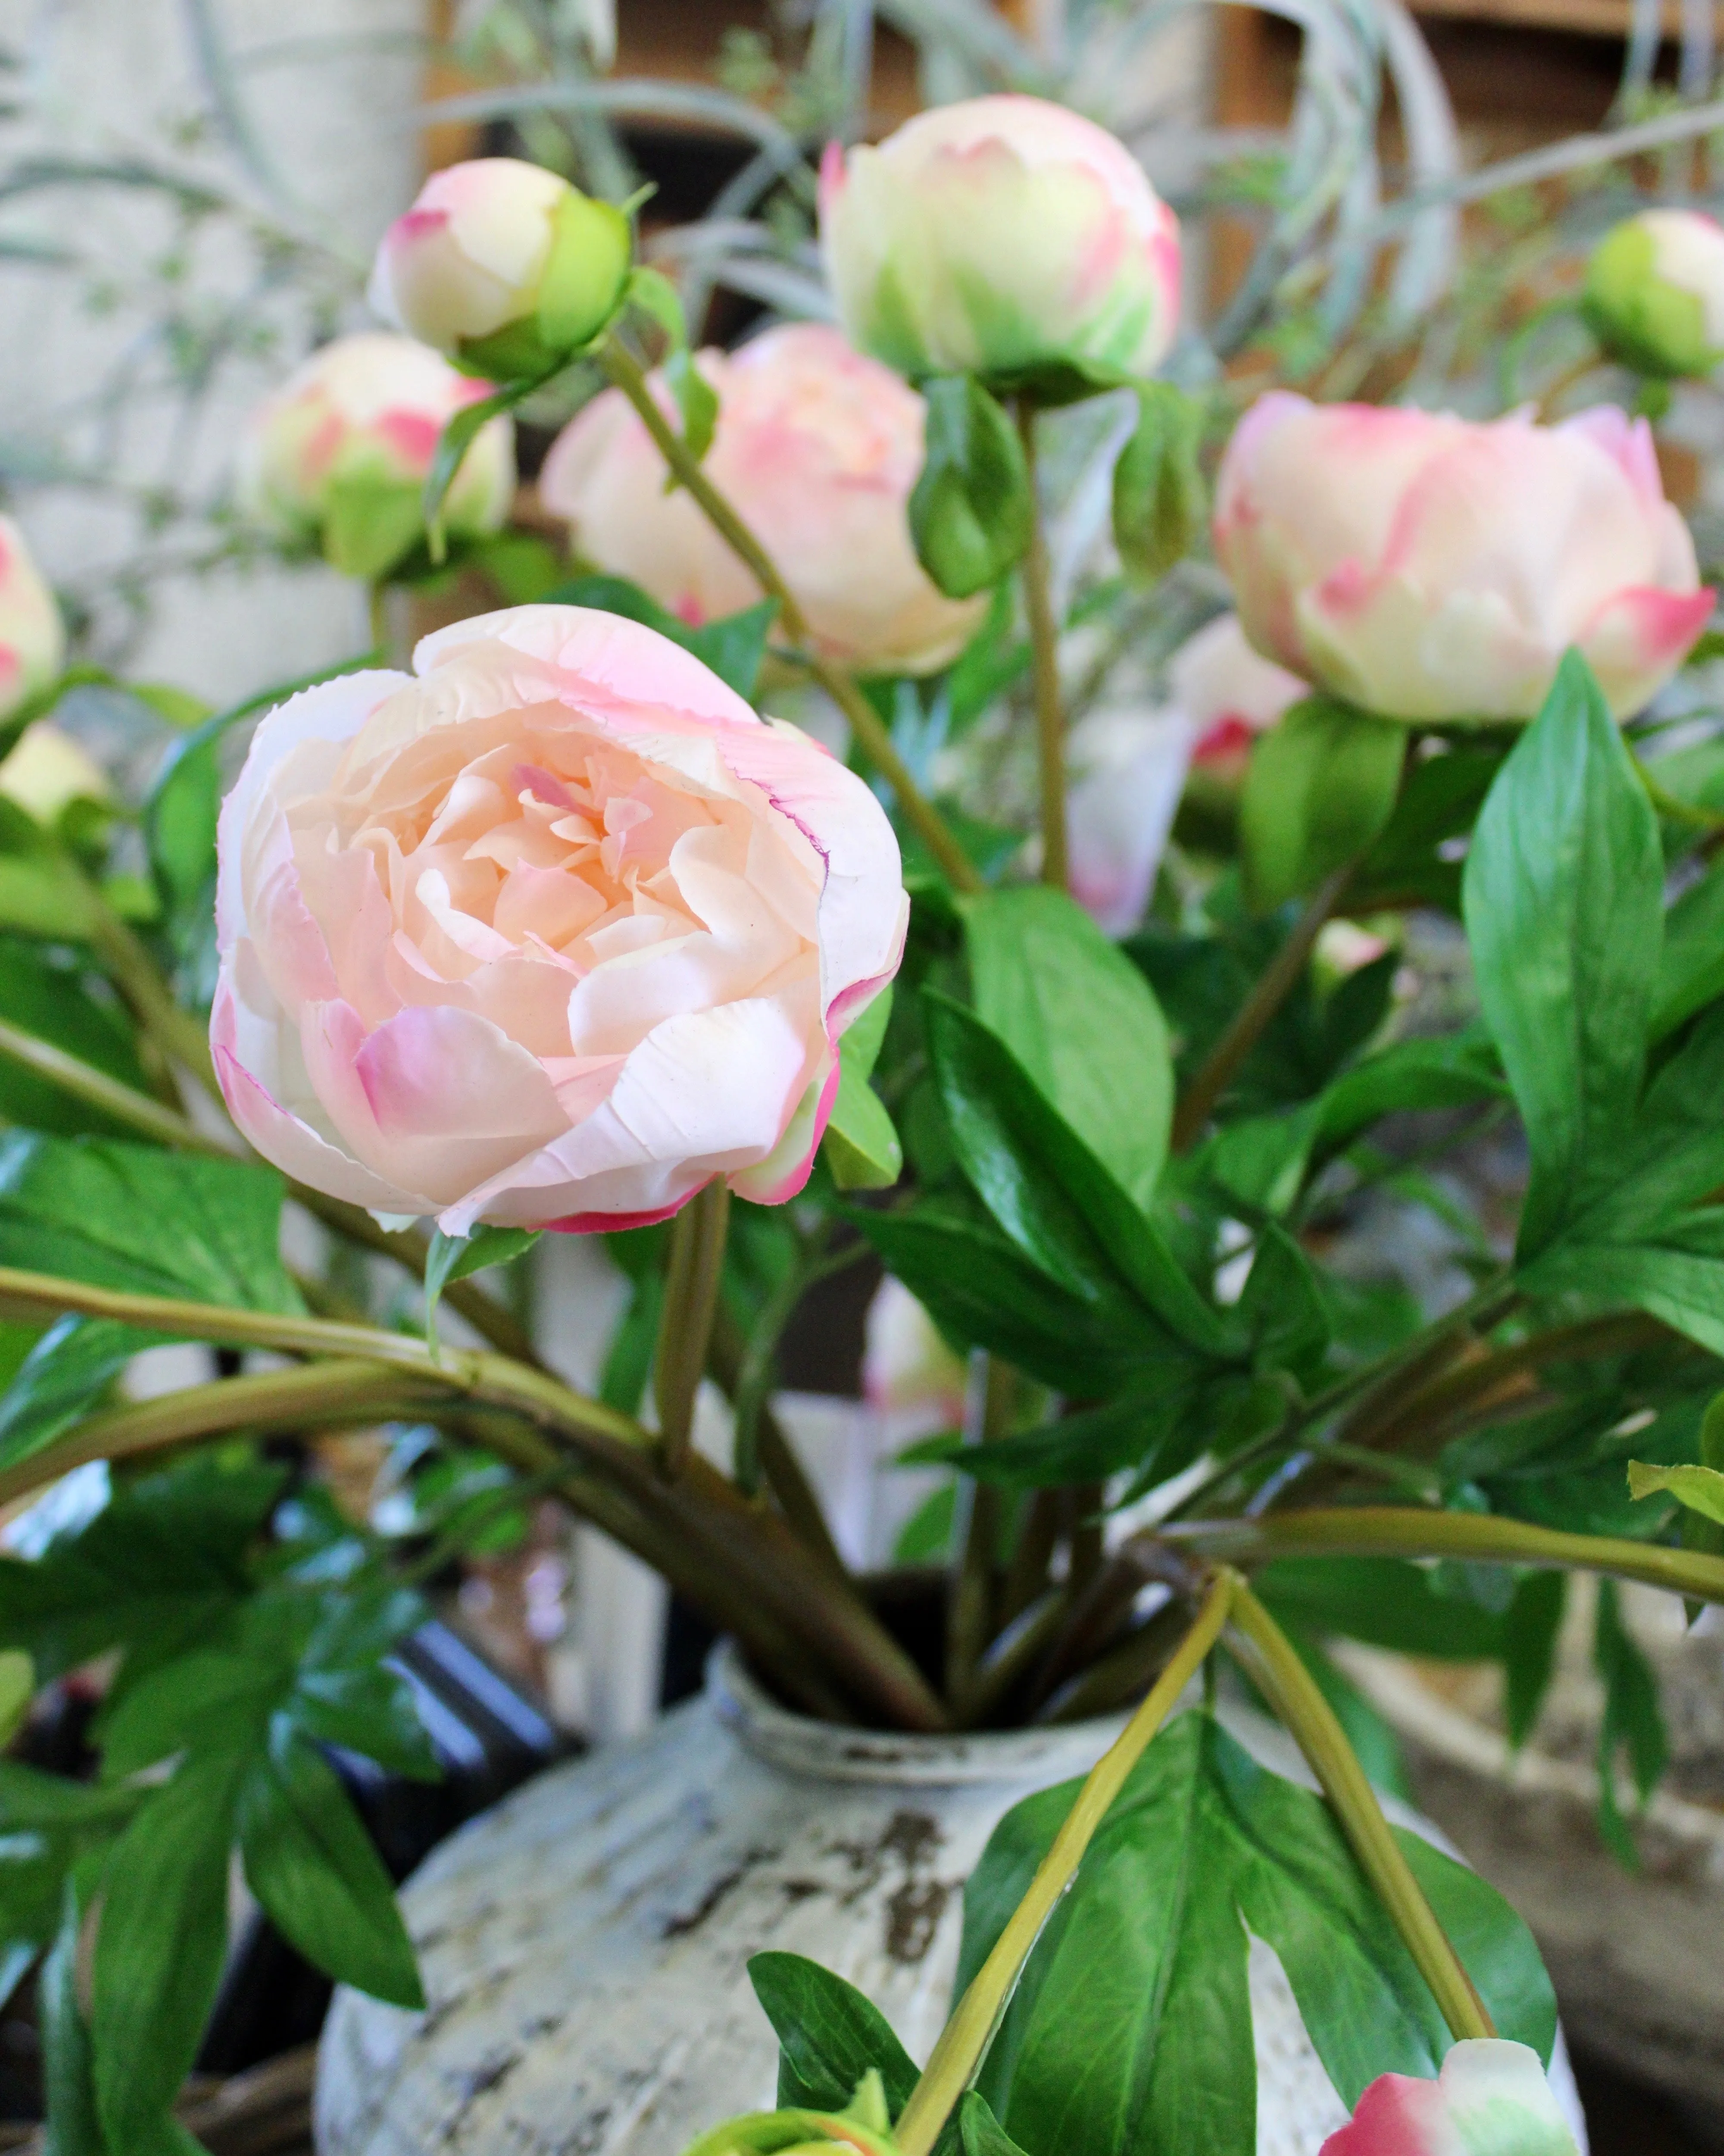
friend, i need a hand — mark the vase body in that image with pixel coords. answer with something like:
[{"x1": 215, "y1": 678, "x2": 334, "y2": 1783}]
[{"x1": 316, "y1": 1645, "x2": 1581, "y2": 2156}]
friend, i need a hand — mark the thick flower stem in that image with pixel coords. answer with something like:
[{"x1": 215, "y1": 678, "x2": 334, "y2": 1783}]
[
  {"x1": 599, "y1": 335, "x2": 983, "y2": 895},
  {"x1": 1170, "y1": 863, "x2": 1352, "y2": 1152},
  {"x1": 655, "y1": 1179, "x2": 731, "y2": 1476},
  {"x1": 1227, "y1": 1581, "x2": 1494, "y2": 2043},
  {"x1": 1170, "y1": 1504, "x2": 1724, "y2": 1607},
  {"x1": 892, "y1": 1572, "x2": 1235, "y2": 2156},
  {"x1": 1015, "y1": 400, "x2": 1068, "y2": 892}
]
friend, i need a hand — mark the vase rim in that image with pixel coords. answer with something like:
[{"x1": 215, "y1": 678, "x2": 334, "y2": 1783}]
[{"x1": 706, "y1": 1639, "x2": 1131, "y2": 1787}]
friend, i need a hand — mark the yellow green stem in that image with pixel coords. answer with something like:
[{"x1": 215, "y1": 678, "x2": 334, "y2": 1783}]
[
  {"x1": 1227, "y1": 1581, "x2": 1493, "y2": 2042},
  {"x1": 892, "y1": 1571, "x2": 1235, "y2": 2156},
  {"x1": 1015, "y1": 401, "x2": 1068, "y2": 892},
  {"x1": 655, "y1": 1179, "x2": 731, "y2": 1476},
  {"x1": 599, "y1": 335, "x2": 982, "y2": 895}
]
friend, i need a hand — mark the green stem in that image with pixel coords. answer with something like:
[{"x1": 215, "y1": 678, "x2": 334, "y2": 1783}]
[
  {"x1": 709, "y1": 1299, "x2": 846, "y2": 1573},
  {"x1": 0, "y1": 1017, "x2": 230, "y2": 1154},
  {"x1": 0, "y1": 1360, "x2": 443, "y2": 1511},
  {"x1": 84, "y1": 888, "x2": 221, "y2": 1098},
  {"x1": 892, "y1": 1573, "x2": 1235, "y2": 2156},
  {"x1": 1170, "y1": 864, "x2": 1353, "y2": 1153},
  {"x1": 655, "y1": 1180, "x2": 731, "y2": 1476},
  {"x1": 599, "y1": 334, "x2": 982, "y2": 895},
  {"x1": 1015, "y1": 400, "x2": 1067, "y2": 892},
  {"x1": 1171, "y1": 1504, "x2": 1724, "y2": 1605},
  {"x1": 1228, "y1": 1582, "x2": 1493, "y2": 2042}
]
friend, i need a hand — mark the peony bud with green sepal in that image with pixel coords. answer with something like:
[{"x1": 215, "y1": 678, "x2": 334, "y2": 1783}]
[
  {"x1": 369, "y1": 158, "x2": 633, "y2": 381},
  {"x1": 1583, "y1": 207, "x2": 1724, "y2": 382}
]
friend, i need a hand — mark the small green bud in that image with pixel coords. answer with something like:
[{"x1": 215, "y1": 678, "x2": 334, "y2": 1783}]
[
  {"x1": 909, "y1": 375, "x2": 1032, "y2": 599},
  {"x1": 1583, "y1": 209, "x2": 1724, "y2": 382},
  {"x1": 1112, "y1": 382, "x2": 1205, "y2": 580}
]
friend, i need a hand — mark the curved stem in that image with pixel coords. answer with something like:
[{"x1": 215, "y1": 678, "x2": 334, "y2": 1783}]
[
  {"x1": 1170, "y1": 864, "x2": 1352, "y2": 1153},
  {"x1": 599, "y1": 334, "x2": 982, "y2": 895},
  {"x1": 892, "y1": 1572, "x2": 1234, "y2": 2156},
  {"x1": 0, "y1": 1017, "x2": 230, "y2": 1154},
  {"x1": 1015, "y1": 400, "x2": 1067, "y2": 892},
  {"x1": 1169, "y1": 1504, "x2": 1724, "y2": 1606},
  {"x1": 1228, "y1": 1582, "x2": 1493, "y2": 2042}
]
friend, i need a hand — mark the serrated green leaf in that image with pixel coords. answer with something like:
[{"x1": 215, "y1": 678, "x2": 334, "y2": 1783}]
[
  {"x1": 0, "y1": 1134, "x2": 300, "y2": 1313},
  {"x1": 238, "y1": 1726, "x2": 422, "y2": 2007},
  {"x1": 1241, "y1": 699, "x2": 1406, "y2": 914},
  {"x1": 748, "y1": 1951, "x2": 918, "y2": 2117}
]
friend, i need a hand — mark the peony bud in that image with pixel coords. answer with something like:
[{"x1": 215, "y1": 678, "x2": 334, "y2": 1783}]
[
  {"x1": 820, "y1": 95, "x2": 1181, "y2": 393},
  {"x1": 1214, "y1": 393, "x2": 1712, "y2": 723},
  {"x1": 1321, "y1": 2039, "x2": 1579, "y2": 2156},
  {"x1": 1584, "y1": 208, "x2": 1724, "y2": 381},
  {"x1": 0, "y1": 518, "x2": 65, "y2": 721},
  {"x1": 237, "y1": 333, "x2": 515, "y2": 581},
  {"x1": 369, "y1": 157, "x2": 632, "y2": 378},
  {"x1": 0, "y1": 724, "x2": 106, "y2": 825},
  {"x1": 541, "y1": 324, "x2": 987, "y2": 674},
  {"x1": 212, "y1": 605, "x2": 907, "y2": 1234}
]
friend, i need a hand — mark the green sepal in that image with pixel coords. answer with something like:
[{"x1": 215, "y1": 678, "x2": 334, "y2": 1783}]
[
  {"x1": 910, "y1": 376, "x2": 1032, "y2": 599},
  {"x1": 1112, "y1": 381, "x2": 1206, "y2": 580}
]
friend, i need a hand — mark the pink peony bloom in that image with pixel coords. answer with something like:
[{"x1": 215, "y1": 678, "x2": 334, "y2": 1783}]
[
  {"x1": 212, "y1": 605, "x2": 907, "y2": 1234},
  {"x1": 0, "y1": 518, "x2": 64, "y2": 720},
  {"x1": 369, "y1": 158, "x2": 631, "y2": 374},
  {"x1": 819, "y1": 95, "x2": 1181, "y2": 386},
  {"x1": 541, "y1": 323, "x2": 986, "y2": 676},
  {"x1": 1213, "y1": 393, "x2": 1712, "y2": 723},
  {"x1": 1322, "y1": 2040, "x2": 1580, "y2": 2156},
  {"x1": 237, "y1": 333, "x2": 515, "y2": 580}
]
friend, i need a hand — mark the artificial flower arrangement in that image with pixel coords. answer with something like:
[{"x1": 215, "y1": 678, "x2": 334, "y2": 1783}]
[{"x1": 0, "y1": 76, "x2": 1719, "y2": 2156}]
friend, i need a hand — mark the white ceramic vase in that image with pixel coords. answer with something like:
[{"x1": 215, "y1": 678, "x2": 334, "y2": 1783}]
[{"x1": 315, "y1": 1644, "x2": 1586, "y2": 2156}]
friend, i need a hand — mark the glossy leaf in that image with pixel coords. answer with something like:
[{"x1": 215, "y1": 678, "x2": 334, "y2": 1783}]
[
  {"x1": 824, "y1": 988, "x2": 902, "y2": 1191},
  {"x1": 911, "y1": 1390, "x2": 1191, "y2": 1489},
  {"x1": 1240, "y1": 699, "x2": 1405, "y2": 914},
  {"x1": 748, "y1": 1951, "x2": 919, "y2": 2116},
  {"x1": 1651, "y1": 857, "x2": 1724, "y2": 1040},
  {"x1": 965, "y1": 886, "x2": 1173, "y2": 1211},
  {"x1": 0, "y1": 1315, "x2": 166, "y2": 1474},
  {"x1": 1462, "y1": 653, "x2": 1663, "y2": 1261},
  {"x1": 0, "y1": 1135, "x2": 300, "y2": 1313},
  {"x1": 0, "y1": 939, "x2": 153, "y2": 1138},
  {"x1": 424, "y1": 1224, "x2": 538, "y2": 1334},
  {"x1": 1503, "y1": 1571, "x2": 1566, "y2": 1750}
]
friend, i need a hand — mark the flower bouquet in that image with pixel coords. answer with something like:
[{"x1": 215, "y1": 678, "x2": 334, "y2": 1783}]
[{"x1": 0, "y1": 55, "x2": 1719, "y2": 2156}]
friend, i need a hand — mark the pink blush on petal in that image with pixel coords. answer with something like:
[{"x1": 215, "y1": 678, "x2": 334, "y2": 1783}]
[
  {"x1": 1319, "y1": 2072, "x2": 1452, "y2": 2156},
  {"x1": 544, "y1": 1189, "x2": 706, "y2": 1235},
  {"x1": 376, "y1": 407, "x2": 442, "y2": 471}
]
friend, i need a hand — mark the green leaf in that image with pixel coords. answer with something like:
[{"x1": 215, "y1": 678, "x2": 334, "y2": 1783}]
[
  {"x1": 1312, "y1": 1033, "x2": 1506, "y2": 1158},
  {"x1": 0, "y1": 1135, "x2": 301, "y2": 1313},
  {"x1": 960, "y1": 1711, "x2": 1552, "y2": 2156},
  {"x1": 624, "y1": 264, "x2": 688, "y2": 350},
  {"x1": 747, "y1": 1951, "x2": 919, "y2": 2117},
  {"x1": 1462, "y1": 652, "x2": 1663, "y2": 1262},
  {"x1": 1627, "y1": 1454, "x2": 1724, "y2": 1525},
  {"x1": 238, "y1": 1726, "x2": 423, "y2": 2006},
  {"x1": 959, "y1": 2092, "x2": 1032, "y2": 2156},
  {"x1": 41, "y1": 1887, "x2": 108, "y2": 2156},
  {"x1": 423, "y1": 368, "x2": 553, "y2": 543},
  {"x1": 909, "y1": 377, "x2": 1031, "y2": 599},
  {"x1": 424, "y1": 1224, "x2": 538, "y2": 1334},
  {"x1": 922, "y1": 991, "x2": 1236, "y2": 1360},
  {"x1": 91, "y1": 1750, "x2": 241, "y2": 2148},
  {"x1": 1651, "y1": 857, "x2": 1724, "y2": 1040},
  {"x1": 921, "y1": 1389, "x2": 1190, "y2": 1489},
  {"x1": 965, "y1": 886, "x2": 1173, "y2": 1211},
  {"x1": 0, "y1": 940, "x2": 153, "y2": 1138},
  {"x1": 1256, "y1": 1557, "x2": 1509, "y2": 1660},
  {"x1": 1503, "y1": 1570, "x2": 1566, "y2": 1750},
  {"x1": 97, "y1": 1647, "x2": 280, "y2": 1777},
  {"x1": 1241, "y1": 1223, "x2": 1330, "y2": 1378},
  {"x1": 664, "y1": 349, "x2": 718, "y2": 463},
  {"x1": 824, "y1": 988, "x2": 902, "y2": 1191},
  {"x1": 0, "y1": 1315, "x2": 166, "y2": 1474},
  {"x1": 322, "y1": 473, "x2": 428, "y2": 582},
  {"x1": 1240, "y1": 699, "x2": 1406, "y2": 914},
  {"x1": 1593, "y1": 1577, "x2": 1668, "y2": 1865},
  {"x1": 1111, "y1": 383, "x2": 1206, "y2": 580}
]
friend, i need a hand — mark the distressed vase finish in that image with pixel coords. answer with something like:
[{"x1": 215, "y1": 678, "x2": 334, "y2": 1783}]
[{"x1": 315, "y1": 1646, "x2": 1579, "y2": 2156}]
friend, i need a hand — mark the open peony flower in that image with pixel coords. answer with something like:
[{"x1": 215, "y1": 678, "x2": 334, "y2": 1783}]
[
  {"x1": 819, "y1": 94, "x2": 1181, "y2": 389},
  {"x1": 1585, "y1": 207, "x2": 1724, "y2": 381},
  {"x1": 237, "y1": 333, "x2": 515, "y2": 581},
  {"x1": 0, "y1": 518, "x2": 64, "y2": 719},
  {"x1": 369, "y1": 157, "x2": 632, "y2": 378},
  {"x1": 540, "y1": 323, "x2": 986, "y2": 676},
  {"x1": 1213, "y1": 393, "x2": 1712, "y2": 723},
  {"x1": 212, "y1": 605, "x2": 907, "y2": 1235},
  {"x1": 1321, "y1": 2040, "x2": 1580, "y2": 2156}
]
